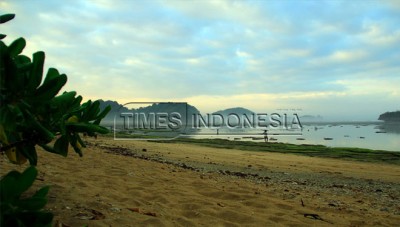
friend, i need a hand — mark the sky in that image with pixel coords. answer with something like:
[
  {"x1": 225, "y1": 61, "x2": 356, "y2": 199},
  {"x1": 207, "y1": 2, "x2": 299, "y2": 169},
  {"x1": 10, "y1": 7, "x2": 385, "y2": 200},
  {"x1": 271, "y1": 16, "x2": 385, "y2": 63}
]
[{"x1": 1, "y1": 0, "x2": 399, "y2": 120}]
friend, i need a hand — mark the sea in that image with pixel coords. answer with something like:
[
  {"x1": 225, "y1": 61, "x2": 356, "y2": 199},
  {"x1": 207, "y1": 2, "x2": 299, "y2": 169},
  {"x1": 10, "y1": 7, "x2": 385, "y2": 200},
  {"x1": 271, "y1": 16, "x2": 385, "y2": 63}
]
[
  {"x1": 187, "y1": 122, "x2": 400, "y2": 152},
  {"x1": 105, "y1": 120, "x2": 400, "y2": 152}
]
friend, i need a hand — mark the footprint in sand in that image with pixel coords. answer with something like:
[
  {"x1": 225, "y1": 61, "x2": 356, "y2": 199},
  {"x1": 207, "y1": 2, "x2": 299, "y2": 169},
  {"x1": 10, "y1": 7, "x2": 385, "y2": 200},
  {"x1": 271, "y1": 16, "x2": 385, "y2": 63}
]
[
  {"x1": 275, "y1": 203, "x2": 294, "y2": 210},
  {"x1": 174, "y1": 217, "x2": 195, "y2": 226},
  {"x1": 181, "y1": 203, "x2": 201, "y2": 210},
  {"x1": 268, "y1": 216, "x2": 285, "y2": 223},
  {"x1": 106, "y1": 167, "x2": 128, "y2": 176}
]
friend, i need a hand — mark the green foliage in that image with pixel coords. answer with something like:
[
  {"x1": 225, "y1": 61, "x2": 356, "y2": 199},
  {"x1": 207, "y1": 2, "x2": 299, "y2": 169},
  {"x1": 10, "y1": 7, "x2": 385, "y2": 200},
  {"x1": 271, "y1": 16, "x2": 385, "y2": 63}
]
[
  {"x1": 378, "y1": 110, "x2": 400, "y2": 122},
  {"x1": 0, "y1": 13, "x2": 111, "y2": 226},
  {"x1": 0, "y1": 166, "x2": 53, "y2": 227},
  {"x1": 0, "y1": 14, "x2": 111, "y2": 165},
  {"x1": 0, "y1": 14, "x2": 15, "y2": 39}
]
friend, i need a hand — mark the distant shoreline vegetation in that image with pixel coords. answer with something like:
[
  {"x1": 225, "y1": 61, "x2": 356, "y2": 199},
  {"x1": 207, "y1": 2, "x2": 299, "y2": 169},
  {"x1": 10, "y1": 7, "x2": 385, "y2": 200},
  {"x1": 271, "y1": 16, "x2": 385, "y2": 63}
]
[{"x1": 378, "y1": 111, "x2": 400, "y2": 122}]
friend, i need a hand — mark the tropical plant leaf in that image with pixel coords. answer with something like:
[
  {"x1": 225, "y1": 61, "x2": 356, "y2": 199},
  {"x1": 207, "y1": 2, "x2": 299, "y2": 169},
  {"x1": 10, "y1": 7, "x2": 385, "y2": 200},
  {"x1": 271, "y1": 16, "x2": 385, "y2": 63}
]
[
  {"x1": 7, "y1": 37, "x2": 26, "y2": 57},
  {"x1": 0, "y1": 14, "x2": 15, "y2": 24},
  {"x1": 14, "y1": 166, "x2": 37, "y2": 195},
  {"x1": 54, "y1": 135, "x2": 69, "y2": 157},
  {"x1": 28, "y1": 51, "x2": 45, "y2": 91},
  {"x1": 33, "y1": 186, "x2": 50, "y2": 198}
]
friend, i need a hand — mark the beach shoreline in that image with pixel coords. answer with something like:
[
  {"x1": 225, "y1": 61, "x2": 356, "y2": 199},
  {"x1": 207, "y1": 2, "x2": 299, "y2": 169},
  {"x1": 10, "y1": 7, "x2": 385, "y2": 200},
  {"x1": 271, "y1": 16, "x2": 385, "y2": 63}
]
[{"x1": 1, "y1": 136, "x2": 399, "y2": 226}]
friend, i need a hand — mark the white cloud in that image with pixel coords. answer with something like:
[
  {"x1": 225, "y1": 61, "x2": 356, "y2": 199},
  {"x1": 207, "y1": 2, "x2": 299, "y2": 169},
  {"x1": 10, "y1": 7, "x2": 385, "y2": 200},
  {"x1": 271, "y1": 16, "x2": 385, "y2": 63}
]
[
  {"x1": 329, "y1": 50, "x2": 368, "y2": 62},
  {"x1": 360, "y1": 21, "x2": 400, "y2": 46},
  {"x1": 1, "y1": 0, "x2": 399, "y2": 120},
  {"x1": 332, "y1": 78, "x2": 400, "y2": 96}
]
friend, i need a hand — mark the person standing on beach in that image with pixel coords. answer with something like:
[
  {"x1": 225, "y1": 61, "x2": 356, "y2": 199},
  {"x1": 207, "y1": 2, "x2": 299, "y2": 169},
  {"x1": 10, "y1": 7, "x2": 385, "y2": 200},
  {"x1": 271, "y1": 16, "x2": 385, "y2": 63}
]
[{"x1": 263, "y1": 129, "x2": 269, "y2": 142}]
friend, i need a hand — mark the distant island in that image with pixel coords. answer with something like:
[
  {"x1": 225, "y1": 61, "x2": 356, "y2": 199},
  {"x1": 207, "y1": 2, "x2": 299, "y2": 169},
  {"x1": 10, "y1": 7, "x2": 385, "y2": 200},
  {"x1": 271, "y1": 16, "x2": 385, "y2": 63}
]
[
  {"x1": 98, "y1": 100, "x2": 200, "y2": 125},
  {"x1": 212, "y1": 107, "x2": 255, "y2": 116},
  {"x1": 299, "y1": 115, "x2": 323, "y2": 122},
  {"x1": 99, "y1": 99, "x2": 200, "y2": 115},
  {"x1": 378, "y1": 111, "x2": 400, "y2": 122},
  {"x1": 99, "y1": 100, "x2": 130, "y2": 113},
  {"x1": 98, "y1": 101, "x2": 259, "y2": 120}
]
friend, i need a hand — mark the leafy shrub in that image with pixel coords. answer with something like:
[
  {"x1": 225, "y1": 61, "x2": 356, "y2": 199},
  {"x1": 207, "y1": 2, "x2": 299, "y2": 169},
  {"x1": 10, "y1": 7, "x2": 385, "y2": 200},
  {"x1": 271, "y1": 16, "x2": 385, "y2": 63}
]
[
  {"x1": 0, "y1": 167, "x2": 53, "y2": 227},
  {"x1": 0, "y1": 13, "x2": 111, "y2": 226},
  {"x1": 0, "y1": 13, "x2": 111, "y2": 165}
]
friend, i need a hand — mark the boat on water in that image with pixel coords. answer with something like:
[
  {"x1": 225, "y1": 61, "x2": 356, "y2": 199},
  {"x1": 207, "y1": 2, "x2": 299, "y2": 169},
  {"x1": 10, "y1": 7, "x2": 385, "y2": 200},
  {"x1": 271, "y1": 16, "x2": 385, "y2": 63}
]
[{"x1": 324, "y1": 137, "x2": 333, "y2": 140}]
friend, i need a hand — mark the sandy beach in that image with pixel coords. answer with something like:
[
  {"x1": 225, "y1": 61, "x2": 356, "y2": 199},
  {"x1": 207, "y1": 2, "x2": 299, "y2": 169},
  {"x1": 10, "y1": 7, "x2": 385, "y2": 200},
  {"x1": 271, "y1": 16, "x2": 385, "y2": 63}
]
[{"x1": 1, "y1": 137, "x2": 400, "y2": 226}]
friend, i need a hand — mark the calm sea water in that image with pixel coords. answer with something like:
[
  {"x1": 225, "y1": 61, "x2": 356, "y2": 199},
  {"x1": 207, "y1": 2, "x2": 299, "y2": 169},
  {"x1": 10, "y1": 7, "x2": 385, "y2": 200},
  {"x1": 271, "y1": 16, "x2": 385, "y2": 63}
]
[
  {"x1": 105, "y1": 120, "x2": 400, "y2": 152},
  {"x1": 188, "y1": 122, "x2": 400, "y2": 152}
]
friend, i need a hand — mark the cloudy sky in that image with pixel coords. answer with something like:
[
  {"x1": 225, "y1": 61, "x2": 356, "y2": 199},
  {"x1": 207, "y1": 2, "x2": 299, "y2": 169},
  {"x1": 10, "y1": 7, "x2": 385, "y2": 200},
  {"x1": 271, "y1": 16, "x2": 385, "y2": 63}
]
[{"x1": 1, "y1": 0, "x2": 399, "y2": 120}]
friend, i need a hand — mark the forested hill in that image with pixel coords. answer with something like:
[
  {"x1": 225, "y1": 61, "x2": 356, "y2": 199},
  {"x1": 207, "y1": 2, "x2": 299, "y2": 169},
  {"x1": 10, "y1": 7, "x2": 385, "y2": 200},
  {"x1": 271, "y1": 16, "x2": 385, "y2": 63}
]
[
  {"x1": 98, "y1": 100, "x2": 201, "y2": 121},
  {"x1": 378, "y1": 111, "x2": 400, "y2": 122},
  {"x1": 212, "y1": 107, "x2": 255, "y2": 116}
]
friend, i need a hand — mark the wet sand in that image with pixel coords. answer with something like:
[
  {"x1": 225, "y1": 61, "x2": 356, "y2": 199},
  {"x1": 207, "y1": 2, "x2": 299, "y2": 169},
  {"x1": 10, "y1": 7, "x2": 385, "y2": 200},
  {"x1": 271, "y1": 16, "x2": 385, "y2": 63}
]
[{"x1": 1, "y1": 136, "x2": 399, "y2": 226}]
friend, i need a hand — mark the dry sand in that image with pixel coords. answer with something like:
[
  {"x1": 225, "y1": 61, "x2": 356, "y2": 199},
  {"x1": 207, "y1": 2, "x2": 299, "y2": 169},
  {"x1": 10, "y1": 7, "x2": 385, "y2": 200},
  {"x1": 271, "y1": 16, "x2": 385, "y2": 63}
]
[{"x1": 1, "y1": 136, "x2": 400, "y2": 226}]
